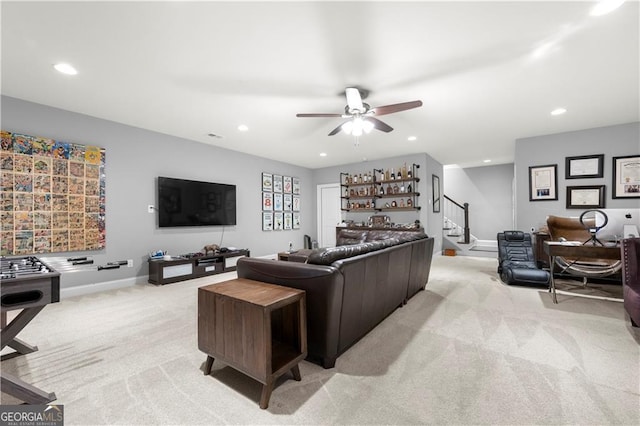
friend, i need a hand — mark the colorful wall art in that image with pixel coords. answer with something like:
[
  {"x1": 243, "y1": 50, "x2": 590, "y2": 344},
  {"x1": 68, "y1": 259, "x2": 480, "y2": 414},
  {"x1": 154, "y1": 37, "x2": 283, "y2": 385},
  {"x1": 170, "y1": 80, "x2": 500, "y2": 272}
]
[{"x1": 1, "y1": 130, "x2": 106, "y2": 255}]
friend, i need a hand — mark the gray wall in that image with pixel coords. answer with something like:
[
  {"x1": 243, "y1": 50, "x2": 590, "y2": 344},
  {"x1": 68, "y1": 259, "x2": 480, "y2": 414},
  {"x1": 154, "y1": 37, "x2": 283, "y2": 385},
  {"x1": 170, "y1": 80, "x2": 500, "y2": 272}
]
[
  {"x1": 2, "y1": 96, "x2": 314, "y2": 290},
  {"x1": 515, "y1": 122, "x2": 640, "y2": 232},
  {"x1": 444, "y1": 163, "x2": 514, "y2": 240},
  {"x1": 313, "y1": 153, "x2": 444, "y2": 252}
]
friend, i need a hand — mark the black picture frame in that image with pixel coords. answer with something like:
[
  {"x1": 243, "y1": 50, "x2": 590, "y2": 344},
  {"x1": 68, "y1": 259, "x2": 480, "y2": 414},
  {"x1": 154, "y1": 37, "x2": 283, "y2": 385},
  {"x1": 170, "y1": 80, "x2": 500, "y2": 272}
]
[
  {"x1": 529, "y1": 164, "x2": 558, "y2": 201},
  {"x1": 566, "y1": 185, "x2": 605, "y2": 209},
  {"x1": 432, "y1": 174, "x2": 440, "y2": 213},
  {"x1": 612, "y1": 155, "x2": 640, "y2": 198},
  {"x1": 565, "y1": 154, "x2": 604, "y2": 179}
]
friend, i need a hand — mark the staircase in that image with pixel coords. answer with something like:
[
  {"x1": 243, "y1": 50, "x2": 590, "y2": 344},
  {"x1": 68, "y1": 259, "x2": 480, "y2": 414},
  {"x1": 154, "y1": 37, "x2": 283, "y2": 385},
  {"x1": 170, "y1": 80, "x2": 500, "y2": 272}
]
[{"x1": 442, "y1": 195, "x2": 497, "y2": 258}]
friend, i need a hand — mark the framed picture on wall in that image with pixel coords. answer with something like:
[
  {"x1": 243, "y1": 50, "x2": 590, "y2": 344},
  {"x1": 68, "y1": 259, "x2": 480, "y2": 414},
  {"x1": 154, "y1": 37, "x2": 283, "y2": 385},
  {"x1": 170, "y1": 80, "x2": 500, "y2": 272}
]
[
  {"x1": 432, "y1": 174, "x2": 440, "y2": 213},
  {"x1": 284, "y1": 212, "x2": 293, "y2": 230},
  {"x1": 262, "y1": 192, "x2": 273, "y2": 210},
  {"x1": 612, "y1": 155, "x2": 640, "y2": 198},
  {"x1": 292, "y1": 177, "x2": 300, "y2": 194},
  {"x1": 565, "y1": 154, "x2": 604, "y2": 179},
  {"x1": 293, "y1": 212, "x2": 301, "y2": 229},
  {"x1": 566, "y1": 185, "x2": 605, "y2": 209},
  {"x1": 262, "y1": 211, "x2": 273, "y2": 231},
  {"x1": 273, "y1": 174, "x2": 283, "y2": 193},
  {"x1": 273, "y1": 193, "x2": 283, "y2": 211},
  {"x1": 529, "y1": 164, "x2": 558, "y2": 201},
  {"x1": 262, "y1": 173, "x2": 273, "y2": 192},
  {"x1": 273, "y1": 212, "x2": 284, "y2": 230},
  {"x1": 283, "y1": 176, "x2": 293, "y2": 193}
]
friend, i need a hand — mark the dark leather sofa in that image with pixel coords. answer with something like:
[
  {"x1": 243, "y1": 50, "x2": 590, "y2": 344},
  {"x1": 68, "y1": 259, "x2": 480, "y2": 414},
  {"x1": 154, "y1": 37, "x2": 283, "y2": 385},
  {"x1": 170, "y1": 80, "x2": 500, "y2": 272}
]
[
  {"x1": 236, "y1": 229, "x2": 434, "y2": 368},
  {"x1": 621, "y1": 237, "x2": 640, "y2": 327}
]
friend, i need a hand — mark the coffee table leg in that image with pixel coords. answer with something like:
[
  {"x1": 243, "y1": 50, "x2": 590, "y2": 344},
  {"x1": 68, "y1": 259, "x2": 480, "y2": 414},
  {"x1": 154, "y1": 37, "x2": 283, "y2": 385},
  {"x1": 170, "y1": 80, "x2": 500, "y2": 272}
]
[
  {"x1": 260, "y1": 381, "x2": 273, "y2": 409},
  {"x1": 204, "y1": 356, "x2": 214, "y2": 375},
  {"x1": 291, "y1": 364, "x2": 301, "y2": 381}
]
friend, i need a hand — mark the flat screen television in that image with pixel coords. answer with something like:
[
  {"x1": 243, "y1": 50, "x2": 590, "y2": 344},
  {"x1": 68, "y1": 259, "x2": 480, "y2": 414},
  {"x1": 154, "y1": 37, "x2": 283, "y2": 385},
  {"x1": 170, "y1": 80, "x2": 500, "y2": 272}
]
[{"x1": 157, "y1": 177, "x2": 236, "y2": 227}]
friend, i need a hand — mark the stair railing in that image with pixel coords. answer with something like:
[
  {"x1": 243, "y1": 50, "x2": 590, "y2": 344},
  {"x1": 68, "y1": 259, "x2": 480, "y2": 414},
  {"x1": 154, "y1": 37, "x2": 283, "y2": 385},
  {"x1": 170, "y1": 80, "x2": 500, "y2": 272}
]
[{"x1": 443, "y1": 195, "x2": 470, "y2": 244}]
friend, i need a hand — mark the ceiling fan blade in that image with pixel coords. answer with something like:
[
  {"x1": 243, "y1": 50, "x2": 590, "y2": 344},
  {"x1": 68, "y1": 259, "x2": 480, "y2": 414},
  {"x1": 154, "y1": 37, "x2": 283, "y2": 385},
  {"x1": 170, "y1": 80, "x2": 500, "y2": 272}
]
[
  {"x1": 367, "y1": 117, "x2": 393, "y2": 133},
  {"x1": 345, "y1": 87, "x2": 364, "y2": 112},
  {"x1": 296, "y1": 113, "x2": 343, "y2": 118},
  {"x1": 371, "y1": 100, "x2": 423, "y2": 116}
]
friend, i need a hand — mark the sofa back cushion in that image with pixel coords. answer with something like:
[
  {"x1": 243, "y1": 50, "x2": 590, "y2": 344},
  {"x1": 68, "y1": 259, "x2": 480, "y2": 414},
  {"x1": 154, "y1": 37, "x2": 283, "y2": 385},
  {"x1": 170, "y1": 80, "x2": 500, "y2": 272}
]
[
  {"x1": 307, "y1": 241, "x2": 387, "y2": 265},
  {"x1": 336, "y1": 229, "x2": 367, "y2": 246}
]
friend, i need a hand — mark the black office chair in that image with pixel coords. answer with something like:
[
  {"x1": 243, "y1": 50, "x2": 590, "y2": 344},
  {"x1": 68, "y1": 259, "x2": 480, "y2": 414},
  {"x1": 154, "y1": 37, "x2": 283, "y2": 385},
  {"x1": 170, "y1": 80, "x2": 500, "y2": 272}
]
[{"x1": 497, "y1": 231, "x2": 550, "y2": 286}]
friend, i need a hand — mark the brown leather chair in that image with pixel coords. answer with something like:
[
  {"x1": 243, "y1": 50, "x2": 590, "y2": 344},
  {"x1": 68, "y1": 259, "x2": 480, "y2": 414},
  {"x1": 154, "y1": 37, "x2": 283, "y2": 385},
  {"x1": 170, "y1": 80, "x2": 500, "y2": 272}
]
[
  {"x1": 546, "y1": 215, "x2": 621, "y2": 278},
  {"x1": 621, "y1": 238, "x2": 640, "y2": 327}
]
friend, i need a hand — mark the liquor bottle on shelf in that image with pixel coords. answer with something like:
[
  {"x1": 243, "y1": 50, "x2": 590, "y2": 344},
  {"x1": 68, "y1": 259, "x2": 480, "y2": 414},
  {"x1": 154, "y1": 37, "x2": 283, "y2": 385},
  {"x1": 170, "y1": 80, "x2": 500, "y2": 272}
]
[
  {"x1": 400, "y1": 199, "x2": 405, "y2": 208},
  {"x1": 393, "y1": 183, "x2": 400, "y2": 194},
  {"x1": 397, "y1": 167, "x2": 402, "y2": 180},
  {"x1": 386, "y1": 183, "x2": 393, "y2": 194},
  {"x1": 407, "y1": 183, "x2": 412, "y2": 193},
  {"x1": 347, "y1": 200, "x2": 351, "y2": 209},
  {"x1": 385, "y1": 169, "x2": 390, "y2": 180},
  {"x1": 366, "y1": 200, "x2": 371, "y2": 209},
  {"x1": 407, "y1": 198, "x2": 412, "y2": 207},
  {"x1": 402, "y1": 163, "x2": 407, "y2": 179},
  {"x1": 391, "y1": 200, "x2": 397, "y2": 208},
  {"x1": 368, "y1": 171, "x2": 372, "y2": 183},
  {"x1": 359, "y1": 173, "x2": 363, "y2": 183},
  {"x1": 379, "y1": 185, "x2": 385, "y2": 195},
  {"x1": 407, "y1": 168, "x2": 412, "y2": 179},
  {"x1": 400, "y1": 183, "x2": 406, "y2": 193},
  {"x1": 391, "y1": 168, "x2": 395, "y2": 180},
  {"x1": 350, "y1": 188, "x2": 355, "y2": 197}
]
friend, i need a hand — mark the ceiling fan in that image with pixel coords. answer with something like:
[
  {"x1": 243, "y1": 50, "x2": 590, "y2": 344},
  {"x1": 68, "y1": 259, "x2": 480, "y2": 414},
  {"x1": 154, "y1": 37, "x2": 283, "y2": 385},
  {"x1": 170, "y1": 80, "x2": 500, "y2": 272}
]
[{"x1": 296, "y1": 87, "x2": 423, "y2": 137}]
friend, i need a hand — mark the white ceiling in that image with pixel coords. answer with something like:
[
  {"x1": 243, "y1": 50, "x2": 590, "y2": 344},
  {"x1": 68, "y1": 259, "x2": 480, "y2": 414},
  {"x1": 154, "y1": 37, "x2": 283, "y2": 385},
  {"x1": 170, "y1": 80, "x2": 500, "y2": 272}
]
[{"x1": 2, "y1": 1, "x2": 638, "y2": 169}]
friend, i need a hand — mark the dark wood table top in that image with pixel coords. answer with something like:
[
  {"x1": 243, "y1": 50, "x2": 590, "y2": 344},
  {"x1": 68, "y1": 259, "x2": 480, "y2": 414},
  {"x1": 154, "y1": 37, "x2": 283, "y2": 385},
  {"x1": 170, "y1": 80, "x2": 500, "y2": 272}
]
[
  {"x1": 543, "y1": 241, "x2": 621, "y2": 260},
  {"x1": 199, "y1": 278, "x2": 304, "y2": 308}
]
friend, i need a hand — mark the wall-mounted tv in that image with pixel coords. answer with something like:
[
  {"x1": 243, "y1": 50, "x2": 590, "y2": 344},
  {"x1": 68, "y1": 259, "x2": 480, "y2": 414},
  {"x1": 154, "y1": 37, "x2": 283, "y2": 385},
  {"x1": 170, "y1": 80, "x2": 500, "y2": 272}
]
[{"x1": 157, "y1": 177, "x2": 236, "y2": 227}]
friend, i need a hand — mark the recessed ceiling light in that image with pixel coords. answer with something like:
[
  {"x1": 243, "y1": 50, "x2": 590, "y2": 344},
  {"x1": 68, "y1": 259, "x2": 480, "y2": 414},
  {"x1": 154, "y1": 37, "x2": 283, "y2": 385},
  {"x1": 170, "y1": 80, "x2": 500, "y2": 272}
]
[
  {"x1": 483, "y1": 159, "x2": 492, "y2": 163},
  {"x1": 590, "y1": 0, "x2": 625, "y2": 16},
  {"x1": 237, "y1": 124, "x2": 249, "y2": 132},
  {"x1": 53, "y1": 63, "x2": 78, "y2": 75},
  {"x1": 407, "y1": 136, "x2": 417, "y2": 141},
  {"x1": 319, "y1": 152, "x2": 327, "y2": 157},
  {"x1": 551, "y1": 108, "x2": 567, "y2": 116}
]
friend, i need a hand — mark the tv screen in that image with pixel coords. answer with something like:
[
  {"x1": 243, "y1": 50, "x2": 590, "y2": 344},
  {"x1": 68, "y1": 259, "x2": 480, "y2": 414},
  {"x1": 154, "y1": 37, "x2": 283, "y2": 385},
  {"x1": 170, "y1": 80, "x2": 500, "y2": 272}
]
[{"x1": 158, "y1": 177, "x2": 236, "y2": 227}]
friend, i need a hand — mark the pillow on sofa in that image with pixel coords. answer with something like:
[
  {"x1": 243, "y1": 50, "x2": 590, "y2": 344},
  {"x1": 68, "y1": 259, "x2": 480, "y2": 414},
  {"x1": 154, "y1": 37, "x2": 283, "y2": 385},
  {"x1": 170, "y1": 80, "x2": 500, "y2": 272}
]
[
  {"x1": 336, "y1": 229, "x2": 367, "y2": 246},
  {"x1": 307, "y1": 241, "x2": 386, "y2": 265}
]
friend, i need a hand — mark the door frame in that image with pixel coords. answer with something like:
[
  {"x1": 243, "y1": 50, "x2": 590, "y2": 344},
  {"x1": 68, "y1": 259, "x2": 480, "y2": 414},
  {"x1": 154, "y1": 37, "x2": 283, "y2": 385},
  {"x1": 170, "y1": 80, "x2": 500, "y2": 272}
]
[{"x1": 316, "y1": 183, "x2": 341, "y2": 248}]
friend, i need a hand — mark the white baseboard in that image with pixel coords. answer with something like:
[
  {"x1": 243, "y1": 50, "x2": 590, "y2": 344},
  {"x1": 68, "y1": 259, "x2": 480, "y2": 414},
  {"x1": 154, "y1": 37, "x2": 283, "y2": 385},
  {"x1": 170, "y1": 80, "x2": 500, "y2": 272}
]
[{"x1": 61, "y1": 276, "x2": 145, "y2": 299}]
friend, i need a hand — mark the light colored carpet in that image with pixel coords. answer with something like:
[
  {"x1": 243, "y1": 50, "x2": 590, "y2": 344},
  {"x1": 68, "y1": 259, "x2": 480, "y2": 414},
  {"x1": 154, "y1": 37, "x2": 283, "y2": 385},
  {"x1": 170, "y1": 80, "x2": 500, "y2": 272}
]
[{"x1": 1, "y1": 256, "x2": 639, "y2": 425}]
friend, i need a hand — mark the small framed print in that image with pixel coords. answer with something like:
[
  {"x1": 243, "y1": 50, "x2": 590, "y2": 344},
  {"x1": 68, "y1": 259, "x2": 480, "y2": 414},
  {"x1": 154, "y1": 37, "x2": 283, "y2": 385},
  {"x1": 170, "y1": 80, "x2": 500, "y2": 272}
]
[
  {"x1": 529, "y1": 164, "x2": 558, "y2": 201},
  {"x1": 262, "y1": 211, "x2": 273, "y2": 231},
  {"x1": 432, "y1": 174, "x2": 440, "y2": 213},
  {"x1": 273, "y1": 174, "x2": 283, "y2": 193},
  {"x1": 262, "y1": 173, "x2": 273, "y2": 192},
  {"x1": 284, "y1": 212, "x2": 293, "y2": 230},
  {"x1": 283, "y1": 193, "x2": 292, "y2": 210},
  {"x1": 292, "y1": 195, "x2": 301, "y2": 211},
  {"x1": 293, "y1": 212, "x2": 300, "y2": 229},
  {"x1": 262, "y1": 192, "x2": 273, "y2": 210},
  {"x1": 273, "y1": 192, "x2": 283, "y2": 211},
  {"x1": 566, "y1": 185, "x2": 605, "y2": 209},
  {"x1": 612, "y1": 155, "x2": 640, "y2": 198},
  {"x1": 273, "y1": 212, "x2": 284, "y2": 230},
  {"x1": 292, "y1": 177, "x2": 300, "y2": 194},
  {"x1": 565, "y1": 154, "x2": 604, "y2": 179},
  {"x1": 283, "y1": 176, "x2": 293, "y2": 193}
]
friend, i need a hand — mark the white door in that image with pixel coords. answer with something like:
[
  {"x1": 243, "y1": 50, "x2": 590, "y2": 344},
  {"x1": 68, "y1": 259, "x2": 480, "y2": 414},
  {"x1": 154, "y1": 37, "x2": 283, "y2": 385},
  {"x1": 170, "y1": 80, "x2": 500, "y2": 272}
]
[{"x1": 317, "y1": 183, "x2": 342, "y2": 247}]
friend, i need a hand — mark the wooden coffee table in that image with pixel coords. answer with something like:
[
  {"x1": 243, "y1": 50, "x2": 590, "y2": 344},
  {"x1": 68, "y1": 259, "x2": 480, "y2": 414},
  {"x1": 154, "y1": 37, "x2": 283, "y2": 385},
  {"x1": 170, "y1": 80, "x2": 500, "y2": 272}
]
[{"x1": 198, "y1": 278, "x2": 307, "y2": 409}]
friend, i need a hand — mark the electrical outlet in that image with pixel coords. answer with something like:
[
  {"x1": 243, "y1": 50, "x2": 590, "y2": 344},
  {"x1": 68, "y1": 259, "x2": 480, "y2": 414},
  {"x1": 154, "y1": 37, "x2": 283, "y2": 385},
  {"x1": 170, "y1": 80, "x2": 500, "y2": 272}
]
[
  {"x1": 127, "y1": 259, "x2": 133, "y2": 267},
  {"x1": 148, "y1": 205, "x2": 154, "y2": 213}
]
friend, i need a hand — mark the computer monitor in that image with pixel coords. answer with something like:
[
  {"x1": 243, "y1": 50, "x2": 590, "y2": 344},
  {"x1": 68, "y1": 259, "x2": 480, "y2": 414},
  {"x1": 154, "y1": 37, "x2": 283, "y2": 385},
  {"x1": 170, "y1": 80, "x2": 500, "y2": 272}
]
[{"x1": 596, "y1": 208, "x2": 640, "y2": 241}]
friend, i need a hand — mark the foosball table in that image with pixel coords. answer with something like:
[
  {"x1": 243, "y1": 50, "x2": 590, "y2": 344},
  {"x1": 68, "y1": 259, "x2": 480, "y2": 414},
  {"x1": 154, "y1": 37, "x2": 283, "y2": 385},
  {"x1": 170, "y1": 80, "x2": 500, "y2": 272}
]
[{"x1": 1, "y1": 255, "x2": 60, "y2": 404}]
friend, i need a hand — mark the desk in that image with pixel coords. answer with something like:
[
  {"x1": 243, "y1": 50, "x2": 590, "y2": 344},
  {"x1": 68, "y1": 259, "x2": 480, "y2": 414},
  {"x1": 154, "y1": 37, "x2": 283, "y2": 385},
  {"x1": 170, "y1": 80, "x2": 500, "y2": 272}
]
[
  {"x1": 198, "y1": 278, "x2": 307, "y2": 409},
  {"x1": 544, "y1": 242, "x2": 621, "y2": 304}
]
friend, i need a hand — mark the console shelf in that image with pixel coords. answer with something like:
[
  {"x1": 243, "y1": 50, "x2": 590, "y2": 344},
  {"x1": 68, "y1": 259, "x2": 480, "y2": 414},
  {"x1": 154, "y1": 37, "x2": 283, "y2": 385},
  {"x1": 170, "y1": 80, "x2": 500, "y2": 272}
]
[{"x1": 148, "y1": 249, "x2": 250, "y2": 285}]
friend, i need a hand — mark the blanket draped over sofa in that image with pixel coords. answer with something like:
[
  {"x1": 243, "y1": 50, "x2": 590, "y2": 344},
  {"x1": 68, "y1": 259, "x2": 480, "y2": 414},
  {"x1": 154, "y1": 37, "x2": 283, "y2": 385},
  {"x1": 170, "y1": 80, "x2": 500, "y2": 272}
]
[{"x1": 236, "y1": 229, "x2": 435, "y2": 368}]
